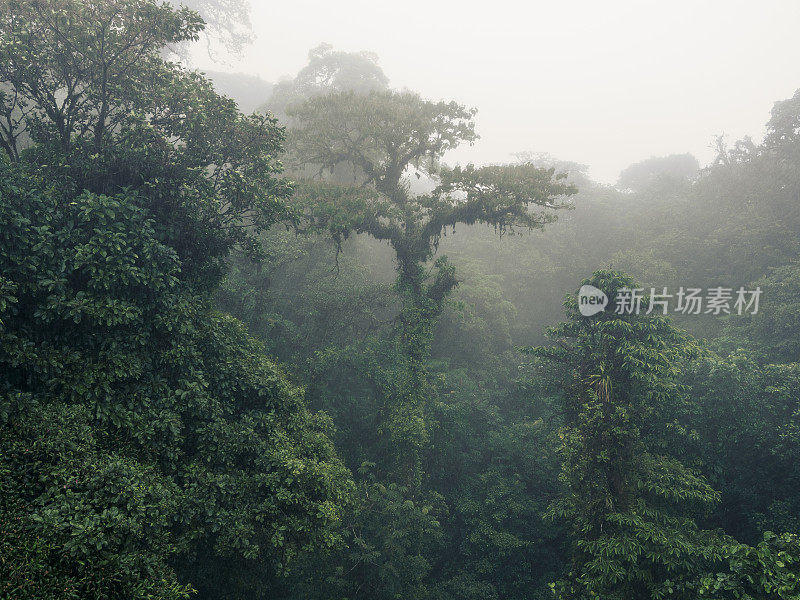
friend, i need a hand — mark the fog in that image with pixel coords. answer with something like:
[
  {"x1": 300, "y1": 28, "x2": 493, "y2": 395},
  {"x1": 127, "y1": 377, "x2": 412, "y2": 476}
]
[
  {"x1": 7, "y1": 3, "x2": 800, "y2": 597},
  {"x1": 190, "y1": 0, "x2": 800, "y2": 183}
]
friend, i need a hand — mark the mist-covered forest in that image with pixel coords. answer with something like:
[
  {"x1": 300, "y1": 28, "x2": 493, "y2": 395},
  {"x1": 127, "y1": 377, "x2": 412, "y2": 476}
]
[{"x1": 2, "y1": 1, "x2": 800, "y2": 599}]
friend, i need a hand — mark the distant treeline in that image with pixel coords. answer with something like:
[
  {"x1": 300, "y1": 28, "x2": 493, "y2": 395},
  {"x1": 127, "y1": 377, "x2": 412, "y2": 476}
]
[{"x1": 1, "y1": 2, "x2": 800, "y2": 600}]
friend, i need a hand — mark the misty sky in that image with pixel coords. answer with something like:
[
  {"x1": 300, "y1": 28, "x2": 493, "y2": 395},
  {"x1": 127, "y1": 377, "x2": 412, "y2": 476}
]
[{"x1": 191, "y1": 0, "x2": 800, "y2": 183}]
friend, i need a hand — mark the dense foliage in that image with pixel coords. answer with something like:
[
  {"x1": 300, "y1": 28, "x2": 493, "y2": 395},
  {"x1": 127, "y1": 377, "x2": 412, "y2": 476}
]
[
  {"x1": 2, "y1": 2, "x2": 800, "y2": 599},
  {"x1": 0, "y1": 2, "x2": 349, "y2": 599}
]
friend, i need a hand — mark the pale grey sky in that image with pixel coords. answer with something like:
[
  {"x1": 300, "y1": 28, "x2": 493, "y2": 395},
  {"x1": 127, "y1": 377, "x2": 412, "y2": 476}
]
[{"x1": 191, "y1": 0, "x2": 800, "y2": 183}]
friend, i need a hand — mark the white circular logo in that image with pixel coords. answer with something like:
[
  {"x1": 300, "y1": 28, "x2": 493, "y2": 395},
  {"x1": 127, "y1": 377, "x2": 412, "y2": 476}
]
[{"x1": 578, "y1": 285, "x2": 608, "y2": 317}]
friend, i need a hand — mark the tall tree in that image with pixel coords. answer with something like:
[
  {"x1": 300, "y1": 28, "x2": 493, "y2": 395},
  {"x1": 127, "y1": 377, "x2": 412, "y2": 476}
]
[
  {"x1": 0, "y1": 1, "x2": 351, "y2": 598},
  {"x1": 531, "y1": 271, "x2": 726, "y2": 599},
  {"x1": 0, "y1": 0, "x2": 290, "y2": 283},
  {"x1": 288, "y1": 89, "x2": 576, "y2": 486},
  {"x1": 616, "y1": 154, "x2": 699, "y2": 192},
  {"x1": 172, "y1": 0, "x2": 253, "y2": 57},
  {"x1": 263, "y1": 43, "x2": 389, "y2": 119}
]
